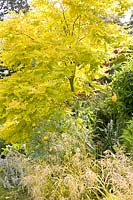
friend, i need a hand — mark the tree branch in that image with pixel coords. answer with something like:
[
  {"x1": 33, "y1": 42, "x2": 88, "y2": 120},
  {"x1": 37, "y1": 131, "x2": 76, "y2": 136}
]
[
  {"x1": 60, "y1": 4, "x2": 70, "y2": 35},
  {"x1": 71, "y1": 15, "x2": 81, "y2": 36},
  {"x1": 68, "y1": 64, "x2": 76, "y2": 92}
]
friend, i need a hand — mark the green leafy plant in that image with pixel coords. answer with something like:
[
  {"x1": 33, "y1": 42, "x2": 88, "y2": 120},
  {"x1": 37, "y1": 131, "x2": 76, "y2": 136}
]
[
  {"x1": 26, "y1": 112, "x2": 95, "y2": 161},
  {"x1": 0, "y1": 139, "x2": 6, "y2": 155},
  {"x1": 121, "y1": 118, "x2": 133, "y2": 156},
  {"x1": 112, "y1": 61, "x2": 133, "y2": 115},
  {"x1": 88, "y1": 87, "x2": 130, "y2": 156}
]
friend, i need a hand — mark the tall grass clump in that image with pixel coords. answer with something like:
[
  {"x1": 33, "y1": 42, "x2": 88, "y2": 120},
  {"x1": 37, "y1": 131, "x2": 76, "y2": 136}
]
[{"x1": 21, "y1": 148, "x2": 133, "y2": 200}]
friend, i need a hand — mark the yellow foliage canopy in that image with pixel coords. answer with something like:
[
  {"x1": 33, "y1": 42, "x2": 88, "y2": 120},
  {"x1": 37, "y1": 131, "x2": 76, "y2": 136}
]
[{"x1": 0, "y1": 0, "x2": 131, "y2": 142}]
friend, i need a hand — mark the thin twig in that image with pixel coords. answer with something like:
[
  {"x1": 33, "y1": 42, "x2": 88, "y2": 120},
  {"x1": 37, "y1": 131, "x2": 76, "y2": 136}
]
[
  {"x1": 71, "y1": 15, "x2": 81, "y2": 36},
  {"x1": 60, "y1": 4, "x2": 70, "y2": 35}
]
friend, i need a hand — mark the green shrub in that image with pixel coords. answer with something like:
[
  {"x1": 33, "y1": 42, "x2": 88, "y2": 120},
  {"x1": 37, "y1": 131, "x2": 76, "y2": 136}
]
[
  {"x1": 26, "y1": 112, "x2": 95, "y2": 161},
  {"x1": 91, "y1": 60, "x2": 133, "y2": 156},
  {"x1": 121, "y1": 118, "x2": 133, "y2": 156},
  {"x1": 0, "y1": 139, "x2": 6, "y2": 155},
  {"x1": 87, "y1": 91, "x2": 122, "y2": 156},
  {"x1": 112, "y1": 63, "x2": 133, "y2": 116}
]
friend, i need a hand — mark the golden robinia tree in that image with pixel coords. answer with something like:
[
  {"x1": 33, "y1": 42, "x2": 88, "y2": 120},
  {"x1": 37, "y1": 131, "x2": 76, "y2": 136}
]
[{"x1": 0, "y1": 0, "x2": 132, "y2": 142}]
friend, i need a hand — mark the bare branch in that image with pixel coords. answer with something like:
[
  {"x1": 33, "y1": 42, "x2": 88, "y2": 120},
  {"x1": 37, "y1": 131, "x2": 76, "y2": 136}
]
[
  {"x1": 71, "y1": 15, "x2": 81, "y2": 36},
  {"x1": 60, "y1": 4, "x2": 70, "y2": 35}
]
